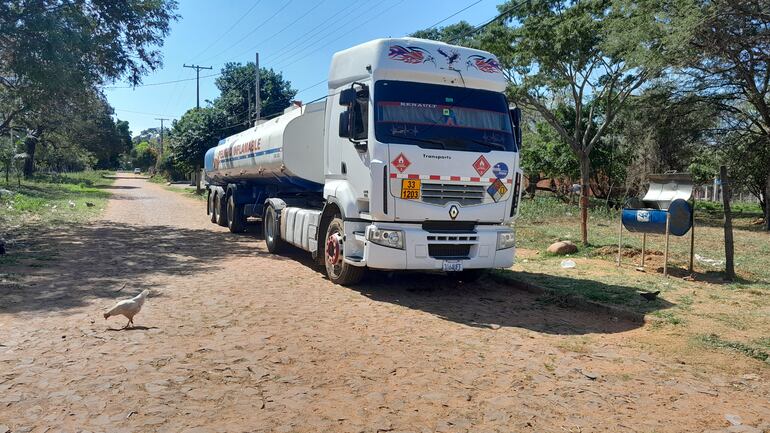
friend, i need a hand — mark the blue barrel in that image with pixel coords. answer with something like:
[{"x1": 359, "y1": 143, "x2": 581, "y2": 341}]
[{"x1": 622, "y1": 198, "x2": 692, "y2": 236}]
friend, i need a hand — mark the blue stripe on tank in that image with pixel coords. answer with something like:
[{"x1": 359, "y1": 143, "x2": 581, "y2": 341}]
[{"x1": 220, "y1": 147, "x2": 281, "y2": 163}]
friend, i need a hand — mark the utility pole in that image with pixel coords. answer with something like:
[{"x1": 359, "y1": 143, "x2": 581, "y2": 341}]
[
  {"x1": 183, "y1": 64, "x2": 213, "y2": 109},
  {"x1": 254, "y1": 52, "x2": 261, "y2": 124},
  {"x1": 155, "y1": 117, "x2": 169, "y2": 159}
]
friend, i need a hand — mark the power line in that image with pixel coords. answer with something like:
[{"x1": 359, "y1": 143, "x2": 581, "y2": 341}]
[
  {"x1": 112, "y1": 108, "x2": 180, "y2": 118},
  {"x1": 266, "y1": 2, "x2": 388, "y2": 66},
  {"x1": 231, "y1": 0, "x2": 327, "y2": 61},
  {"x1": 447, "y1": 0, "x2": 525, "y2": 44},
  {"x1": 274, "y1": 0, "x2": 408, "y2": 70},
  {"x1": 189, "y1": 0, "x2": 264, "y2": 62},
  {"x1": 210, "y1": 0, "x2": 362, "y2": 97},
  {"x1": 203, "y1": 0, "x2": 296, "y2": 64},
  {"x1": 104, "y1": 73, "x2": 220, "y2": 89},
  {"x1": 423, "y1": 0, "x2": 483, "y2": 30}
]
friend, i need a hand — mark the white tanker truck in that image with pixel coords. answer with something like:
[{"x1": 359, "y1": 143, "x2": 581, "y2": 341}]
[{"x1": 204, "y1": 38, "x2": 523, "y2": 285}]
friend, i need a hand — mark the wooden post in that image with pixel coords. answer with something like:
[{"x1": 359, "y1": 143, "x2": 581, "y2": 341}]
[
  {"x1": 663, "y1": 212, "x2": 671, "y2": 277},
  {"x1": 720, "y1": 165, "x2": 736, "y2": 281},
  {"x1": 688, "y1": 198, "x2": 695, "y2": 273},
  {"x1": 641, "y1": 233, "x2": 647, "y2": 268},
  {"x1": 617, "y1": 211, "x2": 623, "y2": 267}
]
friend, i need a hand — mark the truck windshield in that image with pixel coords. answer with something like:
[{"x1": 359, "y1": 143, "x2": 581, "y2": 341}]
[{"x1": 374, "y1": 80, "x2": 516, "y2": 152}]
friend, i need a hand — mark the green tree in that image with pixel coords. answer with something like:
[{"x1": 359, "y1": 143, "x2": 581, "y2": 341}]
[
  {"x1": 0, "y1": 0, "x2": 178, "y2": 175},
  {"x1": 479, "y1": 0, "x2": 695, "y2": 245},
  {"x1": 410, "y1": 21, "x2": 478, "y2": 46},
  {"x1": 214, "y1": 63, "x2": 297, "y2": 134},
  {"x1": 129, "y1": 141, "x2": 158, "y2": 170},
  {"x1": 682, "y1": 0, "x2": 770, "y2": 229},
  {"x1": 612, "y1": 81, "x2": 718, "y2": 194},
  {"x1": 169, "y1": 107, "x2": 226, "y2": 193}
]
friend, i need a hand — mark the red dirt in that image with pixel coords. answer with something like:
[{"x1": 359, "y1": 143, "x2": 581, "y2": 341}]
[{"x1": 0, "y1": 175, "x2": 767, "y2": 432}]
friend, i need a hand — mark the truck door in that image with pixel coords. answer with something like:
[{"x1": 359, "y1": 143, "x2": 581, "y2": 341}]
[{"x1": 326, "y1": 82, "x2": 372, "y2": 213}]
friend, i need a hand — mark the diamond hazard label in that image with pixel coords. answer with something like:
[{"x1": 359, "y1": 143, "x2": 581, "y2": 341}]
[
  {"x1": 392, "y1": 153, "x2": 411, "y2": 173},
  {"x1": 473, "y1": 155, "x2": 490, "y2": 176},
  {"x1": 486, "y1": 178, "x2": 509, "y2": 202}
]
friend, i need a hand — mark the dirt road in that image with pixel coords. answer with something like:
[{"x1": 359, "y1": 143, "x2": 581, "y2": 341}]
[{"x1": 1, "y1": 176, "x2": 768, "y2": 433}]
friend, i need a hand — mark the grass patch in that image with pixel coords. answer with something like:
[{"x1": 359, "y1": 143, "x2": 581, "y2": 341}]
[
  {"x1": 695, "y1": 333, "x2": 770, "y2": 364},
  {"x1": 0, "y1": 171, "x2": 114, "y2": 264},
  {"x1": 1, "y1": 171, "x2": 113, "y2": 229},
  {"x1": 516, "y1": 193, "x2": 770, "y2": 285},
  {"x1": 651, "y1": 310, "x2": 686, "y2": 327}
]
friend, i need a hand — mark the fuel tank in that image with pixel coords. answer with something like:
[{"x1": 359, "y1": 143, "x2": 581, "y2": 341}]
[{"x1": 204, "y1": 101, "x2": 325, "y2": 190}]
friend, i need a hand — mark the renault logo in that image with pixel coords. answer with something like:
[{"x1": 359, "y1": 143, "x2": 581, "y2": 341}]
[{"x1": 448, "y1": 205, "x2": 459, "y2": 220}]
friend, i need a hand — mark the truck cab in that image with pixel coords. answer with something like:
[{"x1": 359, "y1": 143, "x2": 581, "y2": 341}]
[{"x1": 319, "y1": 38, "x2": 522, "y2": 283}]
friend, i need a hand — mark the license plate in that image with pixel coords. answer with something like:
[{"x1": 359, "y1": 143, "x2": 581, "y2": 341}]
[
  {"x1": 442, "y1": 260, "x2": 464, "y2": 272},
  {"x1": 400, "y1": 179, "x2": 421, "y2": 199}
]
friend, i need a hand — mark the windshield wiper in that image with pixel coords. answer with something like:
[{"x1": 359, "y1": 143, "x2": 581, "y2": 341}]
[
  {"x1": 469, "y1": 139, "x2": 507, "y2": 151},
  {"x1": 384, "y1": 134, "x2": 446, "y2": 149}
]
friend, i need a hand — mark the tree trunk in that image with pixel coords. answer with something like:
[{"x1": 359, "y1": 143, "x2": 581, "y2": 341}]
[
  {"x1": 526, "y1": 173, "x2": 539, "y2": 198},
  {"x1": 765, "y1": 172, "x2": 770, "y2": 231},
  {"x1": 195, "y1": 165, "x2": 202, "y2": 195},
  {"x1": 23, "y1": 133, "x2": 38, "y2": 179},
  {"x1": 579, "y1": 152, "x2": 590, "y2": 246},
  {"x1": 720, "y1": 166, "x2": 736, "y2": 281}
]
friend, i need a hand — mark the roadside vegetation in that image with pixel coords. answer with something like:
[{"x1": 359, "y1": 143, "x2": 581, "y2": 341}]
[
  {"x1": 0, "y1": 171, "x2": 114, "y2": 266},
  {"x1": 500, "y1": 194, "x2": 770, "y2": 368}
]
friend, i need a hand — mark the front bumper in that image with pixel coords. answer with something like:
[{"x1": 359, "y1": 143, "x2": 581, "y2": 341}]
[{"x1": 348, "y1": 222, "x2": 514, "y2": 270}]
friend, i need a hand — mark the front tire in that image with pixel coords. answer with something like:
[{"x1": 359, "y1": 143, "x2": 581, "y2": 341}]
[
  {"x1": 324, "y1": 217, "x2": 364, "y2": 286},
  {"x1": 263, "y1": 204, "x2": 284, "y2": 253},
  {"x1": 227, "y1": 195, "x2": 246, "y2": 233}
]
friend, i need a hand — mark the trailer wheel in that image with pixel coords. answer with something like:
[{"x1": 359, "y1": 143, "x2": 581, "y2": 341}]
[
  {"x1": 227, "y1": 195, "x2": 246, "y2": 233},
  {"x1": 324, "y1": 217, "x2": 364, "y2": 286},
  {"x1": 208, "y1": 190, "x2": 217, "y2": 223},
  {"x1": 263, "y1": 204, "x2": 284, "y2": 253},
  {"x1": 215, "y1": 193, "x2": 228, "y2": 227}
]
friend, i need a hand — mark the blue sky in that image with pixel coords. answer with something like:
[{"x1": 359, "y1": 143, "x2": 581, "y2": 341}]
[{"x1": 104, "y1": 0, "x2": 501, "y2": 135}]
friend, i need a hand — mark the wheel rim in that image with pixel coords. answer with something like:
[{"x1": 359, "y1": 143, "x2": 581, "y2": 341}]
[{"x1": 326, "y1": 230, "x2": 343, "y2": 278}]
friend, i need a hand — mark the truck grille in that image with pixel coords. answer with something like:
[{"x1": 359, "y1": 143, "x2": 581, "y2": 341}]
[
  {"x1": 428, "y1": 244, "x2": 471, "y2": 259},
  {"x1": 421, "y1": 182, "x2": 485, "y2": 206}
]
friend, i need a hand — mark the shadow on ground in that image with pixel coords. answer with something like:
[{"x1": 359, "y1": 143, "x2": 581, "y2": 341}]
[
  {"x1": 0, "y1": 221, "x2": 293, "y2": 315},
  {"x1": 4, "y1": 216, "x2": 657, "y2": 335},
  {"x1": 341, "y1": 271, "x2": 652, "y2": 335}
]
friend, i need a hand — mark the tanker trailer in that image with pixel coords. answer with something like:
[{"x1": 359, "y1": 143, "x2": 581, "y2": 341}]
[{"x1": 204, "y1": 37, "x2": 525, "y2": 285}]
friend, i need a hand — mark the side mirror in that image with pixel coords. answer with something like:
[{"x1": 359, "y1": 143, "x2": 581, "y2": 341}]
[
  {"x1": 509, "y1": 107, "x2": 522, "y2": 150},
  {"x1": 338, "y1": 111, "x2": 351, "y2": 138},
  {"x1": 339, "y1": 88, "x2": 357, "y2": 106}
]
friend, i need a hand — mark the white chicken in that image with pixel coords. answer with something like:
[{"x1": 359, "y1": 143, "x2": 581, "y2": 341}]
[{"x1": 103, "y1": 290, "x2": 149, "y2": 329}]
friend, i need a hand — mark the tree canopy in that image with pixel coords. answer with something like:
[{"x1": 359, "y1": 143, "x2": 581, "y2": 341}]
[
  {"x1": 214, "y1": 63, "x2": 298, "y2": 135},
  {"x1": 0, "y1": 0, "x2": 178, "y2": 176}
]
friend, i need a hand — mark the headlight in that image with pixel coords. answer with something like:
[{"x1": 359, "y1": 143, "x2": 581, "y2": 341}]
[
  {"x1": 497, "y1": 231, "x2": 515, "y2": 250},
  {"x1": 368, "y1": 228, "x2": 404, "y2": 249}
]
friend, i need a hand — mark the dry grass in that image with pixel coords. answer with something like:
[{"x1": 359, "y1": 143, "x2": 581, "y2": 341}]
[{"x1": 510, "y1": 194, "x2": 770, "y2": 370}]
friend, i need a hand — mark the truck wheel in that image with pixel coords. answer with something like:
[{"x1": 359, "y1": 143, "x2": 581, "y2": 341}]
[
  {"x1": 227, "y1": 195, "x2": 246, "y2": 233},
  {"x1": 208, "y1": 191, "x2": 217, "y2": 223},
  {"x1": 215, "y1": 193, "x2": 228, "y2": 227},
  {"x1": 263, "y1": 204, "x2": 284, "y2": 253},
  {"x1": 324, "y1": 217, "x2": 364, "y2": 286},
  {"x1": 448, "y1": 269, "x2": 486, "y2": 283}
]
